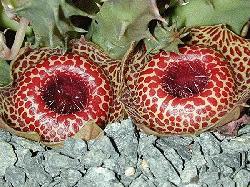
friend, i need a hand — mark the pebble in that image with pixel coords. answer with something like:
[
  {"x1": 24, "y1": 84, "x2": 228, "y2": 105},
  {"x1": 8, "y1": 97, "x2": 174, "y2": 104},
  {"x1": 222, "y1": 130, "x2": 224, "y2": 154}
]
[
  {"x1": 5, "y1": 166, "x2": 25, "y2": 187},
  {"x1": 197, "y1": 133, "x2": 221, "y2": 156},
  {"x1": 164, "y1": 148, "x2": 184, "y2": 173},
  {"x1": 10, "y1": 135, "x2": 44, "y2": 152},
  {"x1": 77, "y1": 167, "x2": 123, "y2": 187},
  {"x1": 233, "y1": 169, "x2": 250, "y2": 187},
  {"x1": 56, "y1": 138, "x2": 87, "y2": 159},
  {"x1": 60, "y1": 169, "x2": 82, "y2": 186},
  {"x1": 0, "y1": 130, "x2": 11, "y2": 142},
  {"x1": 180, "y1": 161, "x2": 198, "y2": 184},
  {"x1": 104, "y1": 119, "x2": 138, "y2": 157},
  {"x1": 43, "y1": 151, "x2": 80, "y2": 169},
  {"x1": 0, "y1": 141, "x2": 17, "y2": 176},
  {"x1": 138, "y1": 135, "x2": 181, "y2": 186},
  {"x1": 0, "y1": 119, "x2": 249, "y2": 186},
  {"x1": 80, "y1": 149, "x2": 109, "y2": 168}
]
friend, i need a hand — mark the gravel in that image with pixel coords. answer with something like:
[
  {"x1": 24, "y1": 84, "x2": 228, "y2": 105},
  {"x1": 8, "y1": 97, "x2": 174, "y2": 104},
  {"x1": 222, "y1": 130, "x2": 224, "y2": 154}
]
[{"x1": 0, "y1": 118, "x2": 249, "y2": 187}]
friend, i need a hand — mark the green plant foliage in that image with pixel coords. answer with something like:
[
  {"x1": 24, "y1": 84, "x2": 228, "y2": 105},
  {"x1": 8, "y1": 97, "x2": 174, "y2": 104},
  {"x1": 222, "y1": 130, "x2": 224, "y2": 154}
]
[
  {"x1": 172, "y1": 0, "x2": 250, "y2": 35},
  {"x1": 2, "y1": 0, "x2": 92, "y2": 48},
  {"x1": 0, "y1": 3, "x2": 32, "y2": 35},
  {"x1": 87, "y1": 0, "x2": 167, "y2": 59},
  {"x1": 0, "y1": 59, "x2": 11, "y2": 86},
  {"x1": 144, "y1": 23, "x2": 183, "y2": 54}
]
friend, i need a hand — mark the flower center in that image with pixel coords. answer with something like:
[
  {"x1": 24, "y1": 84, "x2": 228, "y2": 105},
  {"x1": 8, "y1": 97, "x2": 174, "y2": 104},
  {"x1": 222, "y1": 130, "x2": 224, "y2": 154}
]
[
  {"x1": 41, "y1": 72, "x2": 89, "y2": 114},
  {"x1": 162, "y1": 60, "x2": 209, "y2": 98}
]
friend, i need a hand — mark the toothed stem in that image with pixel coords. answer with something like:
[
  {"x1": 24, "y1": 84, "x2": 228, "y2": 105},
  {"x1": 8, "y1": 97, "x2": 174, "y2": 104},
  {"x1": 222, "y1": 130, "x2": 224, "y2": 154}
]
[{"x1": 8, "y1": 17, "x2": 29, "y2": 60}]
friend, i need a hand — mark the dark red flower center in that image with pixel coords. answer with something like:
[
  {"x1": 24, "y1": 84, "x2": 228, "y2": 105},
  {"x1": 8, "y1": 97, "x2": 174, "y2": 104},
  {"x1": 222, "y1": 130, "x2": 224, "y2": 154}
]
[
  {"x1": 162, "y1": 60, "x2": 209, "y2": 98},
  {"x1": 41, "y1": 72, "x2": 89, "y2": 114}
]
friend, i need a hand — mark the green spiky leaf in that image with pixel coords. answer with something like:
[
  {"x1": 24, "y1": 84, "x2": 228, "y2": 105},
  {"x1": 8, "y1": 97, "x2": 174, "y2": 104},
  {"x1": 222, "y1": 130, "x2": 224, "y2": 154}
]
[
  {"x1": 87, "y1": 0, "x2": 166, "y2": 59},
  {"x1": 0, "y1": 3, "x2": 32, "y2": 35},
  {"x1": 3, "y1": 0, "x2": 92, "y2": 48},
  {"x1": 144, "y1": 23, "x2": 183, "y2": 54},
  {"x1": 0, "y1": 59, "x2": 11, "y2": 86},
  {"x1": 172, "y1": 0, "x2": 250, "y2": 35}
]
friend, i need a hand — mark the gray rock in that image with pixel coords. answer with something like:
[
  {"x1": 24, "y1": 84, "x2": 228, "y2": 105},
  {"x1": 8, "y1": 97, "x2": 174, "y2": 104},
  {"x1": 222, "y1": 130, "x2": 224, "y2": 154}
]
[
  {"x1": 197, "y1": 133, "x2": 221, "y2": 156},
  {"x1": 157, "y1": 136, "x2": 193, "y2": 161},
  {"x1": 14, "y1": 148, "x2": 32, "y2": 168},
  {"x1": 77, "y1": 167, "x2": 123, "y2": 187},
  {"x1": 0, "y1": 177, "x2": 5, "y2": 187},
  {"x1": 199, "y1": 171, "x2": 219, "y2": 186},
  {"x1": 0, "y1": 130, "x2": 11, "y2": 142},
  {"x1": 180, "y1": 161, "x2": 198, "y2": 184},
  {"x1": 221, "y1": 136, "x2": 250, "y2": 153},
  {"x1": 80, "y1": 149, "x2": 109, "y2": 168},
  {"x1": 138, "y1": 135, "x2": 181, "y2": 186},
  {"x1": 5, "y1": 166, "x2": 25, "y2": 187},
  {"x1": 217, "y1": 177, "x2": 235, "y2": 187},
  {"x1": 24, "y1": 178, "x2": 40, "y2": 187},
  {"x1": 25, "y1": 164, "x2": 52, "y2": 185},
  {"x1": 0, "y1": 141, "x2": 17, "y2": 176},
  {"x1": 60, "y1": 169, "x2": 82, "y2": 186},
  {"x1": 164, "y1": 148, "x2": 184, "y2": 173},
  {"x1": 210, "y1": 152, "x2": 241, "y2": 170},
  {"x1": 88, "y1": 136, "x2": 119, "y2": 159},
  {"x1": 189, "y1": 143, "x2": 207, "y2": 169},
  {"x1": 56, "y1": 138, "x2": 87, "y2": 159},
  {"x1": 103, "y1": 158, "x2": 122, "y2": 173},
  {"x1": 233, "y1": 169, "x2": 250, "y2": 187},
  {"x1": 43, "y1": 151, "x2": 80, "y2": 169},
  {"x1": 238, "y1": 124, "x2": 250, "y2": 135},
  {"x1": 104, "y1": 119, "x2": 138, "y2": 158},
  {"x1": 10, "y1": 136, "x2": 44, "y2": 152},
  {"x1": 129, "y1": 175, "x2": 156, "y2": 187}
]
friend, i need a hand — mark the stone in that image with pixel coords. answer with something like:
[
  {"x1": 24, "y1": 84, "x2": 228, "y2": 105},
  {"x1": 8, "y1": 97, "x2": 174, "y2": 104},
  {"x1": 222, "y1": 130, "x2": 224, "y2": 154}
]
[
  {"x1": 5, "y1": 166, "x2": 25, "y2": 187},
  {"x1": 180, "y1": 161, "x2": 198, "y2": 184},
  {"x1": 60, "y1": 169, "x2": 82, "y2": 186},
  {"x1": 0, "y1": 130, "x2": 11, "y2": 142},
  {"x1": 197, "y1": 133, "x2": 221, "y2": 156},
  {"x1": 217, "y1": 177, "x2": 235, "y2": 187},
  {"x1": 0, "y1": 141, "x2": 17, "y2": 176},
  {"x1": 77, "y1": 167, "x2": 123, "y2": 187},
  {"x1": 164, "y1": 148, "x2": 184, "y2": 173},
  {"x1": 43, "y1": 151, "x2": 80, "y2": 169},
  {"x1": 199, "y1": 171, "x2": 220, "y2": 186},
  {"x1": 157, "y1": 136, "x2": 193, "y2": 161},
  {"x1": 233, "y1": 169, "x2": 250, "y2": 187},
  {"x1": 14, "y1": 148, "x2": 32, "y2": 168},
  {"x1": 138, "y1": 137, "x2": 181, "y2": 186},
  {"x1": 80, "y1": 149, "x2": 109, "y2": 169},
  {"x1": 24, "y1": 178, "x2": 40, "y2": 187},
  {"x1": 210, "y1": 152, "x2": 241, "y2": 171},
  {"x1": 88, "y1": 136, "x2": 119, "y2": 159},
  {"x1": 56, "y1": 138, "x2": 87, "y2": 159},
  {"x1": 10, "y1": 136, "x2": 44, "y2": 152},
  {"x1": 221, "y1": 136, "x2": 250, "y2": 153},
  {"x1": 128, "y1": 175, "x2": 156, "y2": 187},
  {"x1": 104, "y1": 119, "x2": 138, "y2": 158}
]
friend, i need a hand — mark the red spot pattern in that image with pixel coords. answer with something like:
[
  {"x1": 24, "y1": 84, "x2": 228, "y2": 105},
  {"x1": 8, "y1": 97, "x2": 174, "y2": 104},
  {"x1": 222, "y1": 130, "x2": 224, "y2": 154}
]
[
  {"x1": 124, "y1": 45, "x2": 237, "y2": 135},
  {"x1": 189, "y1": 24, "x2": 250, "y2": 93},
  {"x1": 3, "y1": 53, "x2": 113, "y2": 142}
]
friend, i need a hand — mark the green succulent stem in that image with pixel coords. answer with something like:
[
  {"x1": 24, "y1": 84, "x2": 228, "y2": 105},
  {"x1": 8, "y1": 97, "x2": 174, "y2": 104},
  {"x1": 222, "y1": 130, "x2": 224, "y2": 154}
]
[
  {"x1": 0, "y1": 59, "x2": 11, "y2": 87},
  {"x1": 0, "y1": 3, "x2": 32, "y2": 35},
  {"x1": 172, "y1": 0, "x2": 250, "y2": 35},
  {"x1": 87, "y1": 0, "x2": 166, "y2": 59}
]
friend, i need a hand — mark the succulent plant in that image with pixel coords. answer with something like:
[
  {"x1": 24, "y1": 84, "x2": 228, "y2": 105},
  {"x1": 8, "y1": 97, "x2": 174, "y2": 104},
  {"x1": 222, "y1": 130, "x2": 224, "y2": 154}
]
[
  {"x1": 0, "y1": 0, "x2": 249, "y2": 145},
  {"x1": 172, "y1": 0, "x2": 250, "y2": 36},
  {"x1": 122, "y1": 45, "x2": 242, "y2": 135},
  {"x1": 0, "y1": 40, "x2": 117, "y2": 145},
  {"x1": 188, "y1": 24, "x2": 250, "y2": 95}
]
